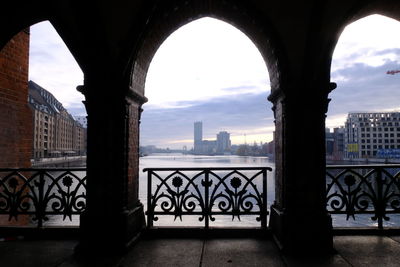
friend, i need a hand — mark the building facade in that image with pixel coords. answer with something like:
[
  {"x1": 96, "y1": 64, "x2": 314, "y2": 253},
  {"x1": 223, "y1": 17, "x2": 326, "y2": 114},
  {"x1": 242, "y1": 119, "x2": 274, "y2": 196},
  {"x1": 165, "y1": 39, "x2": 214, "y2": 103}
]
[
  {"x1": 216, "y1": 131, "x2": 231, "y2": 153},
  {"x1": 193, "y1": 121, "x2": 203, "y2": 153},
  {"x1": 28, "y1": 81, "x2": 87, "y2": 159},
  {"x1": 332, "y1": 127, "x2": 345, "y2": 160},
  {"x1": 74, "y1": 116, "x2": 88, "y2": 128},
  {"x1": 326, "y1": 127, "x2": 345, "y2": 161},
  {"x1": 344, "y1": 112, "x2": 400, "y2": 159},
  {"x1": 193, "y1": 122, "x2": 231, "y2": 155}
]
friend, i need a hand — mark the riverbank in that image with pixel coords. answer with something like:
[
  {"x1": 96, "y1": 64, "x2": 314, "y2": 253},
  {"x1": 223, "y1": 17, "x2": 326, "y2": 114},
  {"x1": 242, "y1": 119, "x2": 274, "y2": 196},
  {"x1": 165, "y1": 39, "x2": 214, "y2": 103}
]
[{"x1": 31, "y1": 156, "x2": 86, "y2": 167}]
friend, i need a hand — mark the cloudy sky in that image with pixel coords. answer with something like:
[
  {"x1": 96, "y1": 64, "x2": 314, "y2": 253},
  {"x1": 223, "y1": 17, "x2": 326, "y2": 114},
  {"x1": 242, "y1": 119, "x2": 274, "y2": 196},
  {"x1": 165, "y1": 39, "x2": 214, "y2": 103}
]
[{"x1": 28, "y1": 15, "x2": 400, "y2": 149}]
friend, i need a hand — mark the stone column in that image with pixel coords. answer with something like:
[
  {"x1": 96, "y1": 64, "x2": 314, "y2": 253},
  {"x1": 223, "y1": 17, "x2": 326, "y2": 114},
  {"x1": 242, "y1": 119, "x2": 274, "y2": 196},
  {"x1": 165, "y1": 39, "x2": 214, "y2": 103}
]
[
  {"x1": 268, "y1": 82, "x2": 336, "y2": 255},
  {"x1": 76, "y1": 78, "x2": 147, "y2": 254}
]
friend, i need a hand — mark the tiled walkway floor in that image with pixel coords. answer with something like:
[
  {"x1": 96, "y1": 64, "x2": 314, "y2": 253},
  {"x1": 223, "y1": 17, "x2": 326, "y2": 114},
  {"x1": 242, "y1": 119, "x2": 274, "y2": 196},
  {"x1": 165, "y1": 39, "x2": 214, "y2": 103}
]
[{"x1": 2, "y1": 236, "x2": 400, "y2": 266}]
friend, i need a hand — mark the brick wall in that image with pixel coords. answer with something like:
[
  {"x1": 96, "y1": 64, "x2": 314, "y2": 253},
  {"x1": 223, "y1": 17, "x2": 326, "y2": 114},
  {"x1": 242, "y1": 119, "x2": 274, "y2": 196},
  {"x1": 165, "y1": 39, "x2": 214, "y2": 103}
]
[{"x1": 0, "y1": 29, "x2": 32, "y2": 168}]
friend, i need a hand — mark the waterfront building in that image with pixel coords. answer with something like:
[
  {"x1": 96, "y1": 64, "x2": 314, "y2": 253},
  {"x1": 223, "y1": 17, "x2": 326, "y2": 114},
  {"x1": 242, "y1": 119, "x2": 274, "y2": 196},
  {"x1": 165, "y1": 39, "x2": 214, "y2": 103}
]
[
  {"x1": 28, "y1": 81, "x2": 87, "y2": 159},
  {"x1": 28, "y1": 81, "x2": 57, "y2": 158},
  {"x1": 325, "y1": 128, "x2": 334, "y2": 157},
  {"x1": 216, "y1": 131, "x2": 231, "y2": 153},
  {"x1": 332, "y1": 127, "x2": 345, "y2": 160},
  {"x1": 199, "y1": 140, "x2": 217, "y2": 154},
  {"x1": 193, "y1": 122, "x2": 231, "y2": 155},
  {"x1": 193, "y1": 121, "x2": 203, "y2": 153},
  {"x1": 344, "y1": 112, "x2": 400, "y2": 159},
  {"x1": 74, "y1": 116, "x2": 88, "y2": 128},
  {"x1": 326, "y1": 127, "x2": 345, "y2": 161}
]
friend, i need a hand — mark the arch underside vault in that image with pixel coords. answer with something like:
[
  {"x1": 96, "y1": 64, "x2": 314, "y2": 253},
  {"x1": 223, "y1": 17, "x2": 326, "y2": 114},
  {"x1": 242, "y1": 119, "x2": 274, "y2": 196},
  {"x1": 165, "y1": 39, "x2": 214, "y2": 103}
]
[{"x1": 0, "y1": 0, "x2": 400, "y2": 255}]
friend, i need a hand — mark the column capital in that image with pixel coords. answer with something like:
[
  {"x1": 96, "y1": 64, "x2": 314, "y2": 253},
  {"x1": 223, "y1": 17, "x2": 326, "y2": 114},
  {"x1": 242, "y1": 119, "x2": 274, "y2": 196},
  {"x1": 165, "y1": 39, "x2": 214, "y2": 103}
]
[{"x1": 127, "y1": 86, "x2": 148, "y2": 105}]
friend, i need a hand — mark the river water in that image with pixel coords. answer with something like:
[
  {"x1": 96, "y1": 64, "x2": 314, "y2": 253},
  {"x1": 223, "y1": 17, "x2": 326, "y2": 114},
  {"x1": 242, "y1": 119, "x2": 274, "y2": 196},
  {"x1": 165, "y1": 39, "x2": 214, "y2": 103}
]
[{"x1": 41, "y1": 153, "x2": 400, "y2": 228}]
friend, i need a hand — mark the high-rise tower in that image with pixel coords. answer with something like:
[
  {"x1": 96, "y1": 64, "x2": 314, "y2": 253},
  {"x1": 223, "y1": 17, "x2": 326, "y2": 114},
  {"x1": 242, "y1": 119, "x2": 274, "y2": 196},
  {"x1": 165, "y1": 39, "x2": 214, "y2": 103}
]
[
  {"x1": 216, "y1": 131, "x2": 231, "y2": 153},
  {"x1": 194, "y1": 121, "x2": 203, "y2": 153}
]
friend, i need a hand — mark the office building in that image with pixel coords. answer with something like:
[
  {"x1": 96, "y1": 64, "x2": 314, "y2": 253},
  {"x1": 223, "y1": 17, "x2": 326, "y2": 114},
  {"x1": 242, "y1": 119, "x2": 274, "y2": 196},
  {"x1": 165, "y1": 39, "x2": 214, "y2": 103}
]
[
  {"x1": 344, "y1": 112, "x2": 400, "y2": 158},
  {"x1": 216, "y1": 131, "x2": 231, "y2": 153}
]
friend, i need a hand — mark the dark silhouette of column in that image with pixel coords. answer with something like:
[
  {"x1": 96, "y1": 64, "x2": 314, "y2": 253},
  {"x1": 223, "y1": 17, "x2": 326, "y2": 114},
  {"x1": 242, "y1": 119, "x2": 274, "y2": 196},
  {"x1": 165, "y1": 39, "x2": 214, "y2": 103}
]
[
  {"x1": 268, "y1": 82, "x2": 336, "y2": 254},
  {"x1": 76, "y1": 76, "x2": 147, "y2": 253}
]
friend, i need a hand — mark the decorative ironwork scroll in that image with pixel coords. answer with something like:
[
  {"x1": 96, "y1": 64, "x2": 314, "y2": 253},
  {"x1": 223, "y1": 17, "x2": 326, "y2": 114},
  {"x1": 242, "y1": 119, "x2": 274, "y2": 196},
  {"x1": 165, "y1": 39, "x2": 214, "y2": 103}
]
[
  {"x1": 326, "y1": 164, "x2": 400, "y2": 229},
  {"x1": 0, "y1": 168, "x2": 86, "y2": 227},
  {"x1": 144, "y1": 167, "x2": 271, "y2": 229}
]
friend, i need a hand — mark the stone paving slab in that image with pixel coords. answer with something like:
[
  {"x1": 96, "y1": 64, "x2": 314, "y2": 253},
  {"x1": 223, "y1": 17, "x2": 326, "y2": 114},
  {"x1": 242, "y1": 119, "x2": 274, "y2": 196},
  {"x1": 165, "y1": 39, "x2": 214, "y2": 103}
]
[
  {"x1": 283, "y1": 253, "x2": 351, "y2": 267},
  {"x1": 0, "y1": 240, "x2": 77, "y2": 267},
  {"x1": 388, "y1": 235, "x2": 400, "y2": 244},
  {"x1": 120, "y1": 238, "x2": 203, "y2": 267},
  {"x1": 334, "y1": 236, "x2": 400, "y2": 267},
  {"x1": 201, "y1": 238, "x2": 285, "y2": 267},
  {"x1": 3, "y1": 236, "x2": 400, "y2": 267}
]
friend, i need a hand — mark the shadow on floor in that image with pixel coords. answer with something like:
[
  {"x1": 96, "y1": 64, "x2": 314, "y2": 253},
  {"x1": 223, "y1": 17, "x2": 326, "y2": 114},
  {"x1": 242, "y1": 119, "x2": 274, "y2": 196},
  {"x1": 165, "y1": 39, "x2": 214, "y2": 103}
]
[{"x1": 1, "y1": 235, "x2": 400, "y2": 266}]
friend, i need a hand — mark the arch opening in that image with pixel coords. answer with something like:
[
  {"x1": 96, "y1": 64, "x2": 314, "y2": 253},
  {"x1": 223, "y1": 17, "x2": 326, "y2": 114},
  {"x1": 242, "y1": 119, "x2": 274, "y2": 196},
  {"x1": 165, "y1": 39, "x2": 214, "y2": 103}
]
[
  {"x1": 137, "y1": 17, "x2": 276, "y2": 227},
  {"x1": 326, "y1": 14, "x2": 400, "y2": 228},
  {"x1": 0, "y1": 20, "x2": 87, "y2": 227}
]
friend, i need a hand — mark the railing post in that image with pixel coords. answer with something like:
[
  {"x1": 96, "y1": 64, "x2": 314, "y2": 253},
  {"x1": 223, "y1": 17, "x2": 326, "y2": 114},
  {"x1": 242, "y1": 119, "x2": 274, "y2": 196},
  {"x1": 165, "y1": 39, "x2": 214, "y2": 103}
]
[
  {"x1": 147, "y1": 169, "x2": 153, "y2": 228},
  {"x1": 376, "y1": 167, "x2": 383, "y2": 230},
  {"x1": 37, "y1": 170, "x2": 44, "y2": 228},
  {"x1": 204, "y1": 169, "x2": 210, "y2": 229},
  {"x1": 261, "y1": 168, "x2": 267, "y2": 229}
]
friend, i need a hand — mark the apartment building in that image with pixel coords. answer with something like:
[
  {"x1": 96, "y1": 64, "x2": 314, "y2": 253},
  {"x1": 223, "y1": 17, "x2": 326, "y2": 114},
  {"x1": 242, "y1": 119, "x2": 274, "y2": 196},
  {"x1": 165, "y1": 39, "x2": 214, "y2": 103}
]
[
  {"x1": 344, "y1": 112, "x2": 400, "y2": 158},
  {"x1": 28, "y1": 81, "x2": 86, "y2": 159}
]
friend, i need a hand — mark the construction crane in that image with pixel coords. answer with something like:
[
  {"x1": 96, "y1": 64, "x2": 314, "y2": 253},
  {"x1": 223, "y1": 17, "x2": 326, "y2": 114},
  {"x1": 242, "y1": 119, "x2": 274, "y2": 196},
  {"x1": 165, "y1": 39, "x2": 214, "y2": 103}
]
[{"x1": 387, "y1": 70, "x2": 400, "y2": 75}]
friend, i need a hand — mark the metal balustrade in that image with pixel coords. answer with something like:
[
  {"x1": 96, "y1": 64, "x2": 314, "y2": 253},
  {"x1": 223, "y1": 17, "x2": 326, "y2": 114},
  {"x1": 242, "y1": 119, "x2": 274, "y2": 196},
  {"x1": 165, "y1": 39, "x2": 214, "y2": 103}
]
[
  {"x1": 0, "y1": 168, "x2": 86, "y2": 227},
  {"x1": 2, "y1": 165, "x2": 400, "y2": 230},
  {"x1": 326, "y1": 164, "x2": 400, "y2": 229},
  {"x1": 143, "y1": 167, "x2": 272, "y2": 229}
]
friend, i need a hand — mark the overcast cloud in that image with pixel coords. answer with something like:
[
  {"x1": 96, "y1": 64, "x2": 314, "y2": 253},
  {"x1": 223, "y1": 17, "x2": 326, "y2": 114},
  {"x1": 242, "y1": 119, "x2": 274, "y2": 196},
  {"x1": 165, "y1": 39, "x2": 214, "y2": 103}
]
[{"x1": 27, "y1": 15, "x2": 400, "y2": 148}]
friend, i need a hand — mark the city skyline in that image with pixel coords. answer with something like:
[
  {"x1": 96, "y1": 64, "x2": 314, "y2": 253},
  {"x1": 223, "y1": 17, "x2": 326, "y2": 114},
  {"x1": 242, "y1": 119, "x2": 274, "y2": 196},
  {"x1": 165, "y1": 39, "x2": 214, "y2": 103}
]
[{"x1": 28, "y1": 15, "x2": 400, "y2": 149}]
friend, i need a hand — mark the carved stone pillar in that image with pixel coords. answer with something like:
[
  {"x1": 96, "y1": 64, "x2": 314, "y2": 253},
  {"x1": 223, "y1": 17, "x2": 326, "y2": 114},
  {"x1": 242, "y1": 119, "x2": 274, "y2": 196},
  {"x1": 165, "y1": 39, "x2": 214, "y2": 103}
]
[
  {"x1": 268, "y1": 83, "x2": 336, "y2": 255},
  {"x1": 76, "y1": 79, "x2": 147, "y2": 254}
]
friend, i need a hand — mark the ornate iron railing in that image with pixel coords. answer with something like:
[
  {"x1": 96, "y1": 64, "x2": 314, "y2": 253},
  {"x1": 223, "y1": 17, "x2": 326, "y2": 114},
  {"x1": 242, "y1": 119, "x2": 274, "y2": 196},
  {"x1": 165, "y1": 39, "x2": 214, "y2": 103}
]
[
  {"x1": 326, "y1": 164, "x2": 400, "y2": 229},
  {"x1": 143, "y1": 167, "x2": 271, "y2": 229},
  {"x1": 3, "y1": 165, "x2": 400, "y2": 230},
  {"x1": 0, "y1": 168, "x2": 86, "y2": 227}
]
